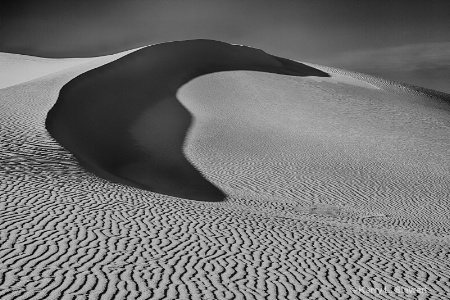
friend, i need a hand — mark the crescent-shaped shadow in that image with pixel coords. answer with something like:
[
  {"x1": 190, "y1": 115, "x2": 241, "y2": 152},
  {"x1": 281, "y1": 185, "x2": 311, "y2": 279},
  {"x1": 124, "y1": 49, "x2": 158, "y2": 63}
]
[{"x1": 46, "y1": 40, "x2": 329, "y2": 201}]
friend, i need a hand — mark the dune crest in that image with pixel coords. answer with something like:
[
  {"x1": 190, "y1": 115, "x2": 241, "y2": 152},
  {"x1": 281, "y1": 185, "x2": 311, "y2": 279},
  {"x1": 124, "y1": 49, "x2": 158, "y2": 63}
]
[{"x1": 45, "y1": 39, "x2": 329, "y2": 201}]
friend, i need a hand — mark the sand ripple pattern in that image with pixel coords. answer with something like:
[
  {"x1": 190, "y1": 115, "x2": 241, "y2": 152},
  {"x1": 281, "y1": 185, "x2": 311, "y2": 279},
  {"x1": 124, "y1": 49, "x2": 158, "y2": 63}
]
[{"x1": 1, "y1": 52, "x2": 450, "y2": 299}]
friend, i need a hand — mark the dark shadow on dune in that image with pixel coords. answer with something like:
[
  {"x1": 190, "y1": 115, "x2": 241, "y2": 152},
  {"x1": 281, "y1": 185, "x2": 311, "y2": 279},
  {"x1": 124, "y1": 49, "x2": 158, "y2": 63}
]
[{"x1": 46, "y1": 40, "x2": 329, "y2": 201}]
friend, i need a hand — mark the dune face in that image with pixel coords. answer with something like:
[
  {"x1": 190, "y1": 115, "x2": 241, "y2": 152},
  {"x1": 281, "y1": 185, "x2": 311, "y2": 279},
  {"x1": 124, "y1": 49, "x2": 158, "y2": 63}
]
[{"x1": 45, "y1": 40, "x2": 329, "y2": 201}]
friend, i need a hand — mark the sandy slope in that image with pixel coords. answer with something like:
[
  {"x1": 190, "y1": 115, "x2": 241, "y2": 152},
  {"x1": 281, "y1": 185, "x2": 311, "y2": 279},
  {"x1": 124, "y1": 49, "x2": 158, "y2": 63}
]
[
  {"x1": 1, "y1": 41, "x2": 450, "y2": 299},
  {"x1": 0, "y1": 54, "x2": 95, "y2": 90}
]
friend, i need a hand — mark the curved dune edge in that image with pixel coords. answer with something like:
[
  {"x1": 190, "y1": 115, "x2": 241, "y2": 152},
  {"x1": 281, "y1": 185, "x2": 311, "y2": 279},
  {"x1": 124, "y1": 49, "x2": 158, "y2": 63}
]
[{"x1": 45, "y1": 39, "x2": 329, "y2": 201}]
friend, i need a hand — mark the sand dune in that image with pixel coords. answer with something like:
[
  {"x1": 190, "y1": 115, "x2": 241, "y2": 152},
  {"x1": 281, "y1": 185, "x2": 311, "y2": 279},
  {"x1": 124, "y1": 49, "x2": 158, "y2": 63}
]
[
  {"x1": 1, "y1": 40, "x2": 450, "y2": 299},
  {"x1": 45, "y1": 40, "x2": 328, "y2": 201}
]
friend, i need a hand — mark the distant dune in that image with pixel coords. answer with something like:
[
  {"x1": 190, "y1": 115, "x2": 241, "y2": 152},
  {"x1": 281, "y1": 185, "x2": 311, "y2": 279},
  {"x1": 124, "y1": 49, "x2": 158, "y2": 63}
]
[{"x1": 1, "y1": 40, "x2": 450, "y2": 299}]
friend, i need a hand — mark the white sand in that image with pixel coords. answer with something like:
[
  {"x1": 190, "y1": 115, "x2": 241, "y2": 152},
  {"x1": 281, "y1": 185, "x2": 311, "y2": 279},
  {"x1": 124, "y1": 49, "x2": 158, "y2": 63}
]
[{"x1": 1, "y1": 48, "x2": 450, "y2": 299}]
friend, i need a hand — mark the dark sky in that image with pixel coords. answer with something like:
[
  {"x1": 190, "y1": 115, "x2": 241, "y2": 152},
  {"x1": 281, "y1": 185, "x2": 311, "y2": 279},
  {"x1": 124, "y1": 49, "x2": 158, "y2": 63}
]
[{"x1": 1, "y1": 0, "x2": 449, "y2": 93}]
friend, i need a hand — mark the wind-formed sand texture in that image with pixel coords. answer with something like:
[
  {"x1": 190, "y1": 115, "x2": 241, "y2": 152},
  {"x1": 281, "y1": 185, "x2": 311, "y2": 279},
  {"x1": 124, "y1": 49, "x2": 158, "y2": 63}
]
[{"x1": 1, "y1": 40, "x2": 450, "y2": 299}]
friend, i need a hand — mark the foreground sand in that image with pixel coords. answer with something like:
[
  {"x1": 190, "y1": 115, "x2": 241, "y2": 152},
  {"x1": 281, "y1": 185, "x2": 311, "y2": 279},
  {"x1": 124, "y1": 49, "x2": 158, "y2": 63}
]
[{"x1": 1, "y1": 41, "x2": 450, "y2": 299}]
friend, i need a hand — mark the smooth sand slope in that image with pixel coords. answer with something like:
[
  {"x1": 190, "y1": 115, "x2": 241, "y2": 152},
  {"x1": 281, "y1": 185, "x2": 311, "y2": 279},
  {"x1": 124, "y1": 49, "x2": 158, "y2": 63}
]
[
  {"x1": 46, "y1": 40, "x2": 329, "y2": 201},
  {"x1": 0, "y1": 53, "x2": 93, "y2": 90},
  {"x1": 1, "y1": 40, "x2": 450, "y2": 299}
]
